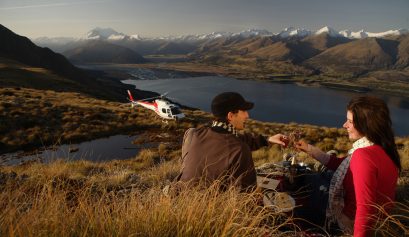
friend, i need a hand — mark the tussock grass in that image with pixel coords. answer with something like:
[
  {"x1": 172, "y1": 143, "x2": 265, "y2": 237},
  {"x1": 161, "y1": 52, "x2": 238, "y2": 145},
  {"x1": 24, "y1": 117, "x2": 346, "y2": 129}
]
[
  {"x1": 1, "y1": 157, "x2": 408, "y2": 237},
  {"x1": 135, "y1": 149, "x2": 160, "y2": 167},
  {"x1": 371, "y1": 202, "x2": 409, "y2": 237},
  {"x1": 252, "y1": 146, "x2": 283, "y2": 165},
  {"x1": 0, "y1": 163, "x2": 296, "y2": 237}
]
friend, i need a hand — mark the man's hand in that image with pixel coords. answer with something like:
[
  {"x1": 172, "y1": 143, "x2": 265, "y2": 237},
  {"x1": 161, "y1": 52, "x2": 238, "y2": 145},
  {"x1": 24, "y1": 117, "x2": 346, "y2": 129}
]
[{"x1": 268, "y1": 134, "x2": 288, "y2": 146}]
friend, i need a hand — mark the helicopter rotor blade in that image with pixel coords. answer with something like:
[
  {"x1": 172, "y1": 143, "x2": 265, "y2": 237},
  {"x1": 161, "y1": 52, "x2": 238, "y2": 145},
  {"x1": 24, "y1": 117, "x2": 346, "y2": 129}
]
[
  {"x1": 160, "y1": 92, "x2": 169, "y2": 98},
  {"x1": 138, "y1": 91, "x2": 171, "y2": 101},
  {"x1": 138, "y1": 96, "x2": 160, "y2": 102}
]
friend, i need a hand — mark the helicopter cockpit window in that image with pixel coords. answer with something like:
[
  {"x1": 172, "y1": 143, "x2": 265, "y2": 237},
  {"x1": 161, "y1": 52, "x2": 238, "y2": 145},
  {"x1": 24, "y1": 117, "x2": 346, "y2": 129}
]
[{"x1": 170, "y1": 107, "x2": 182, "y2": 115}]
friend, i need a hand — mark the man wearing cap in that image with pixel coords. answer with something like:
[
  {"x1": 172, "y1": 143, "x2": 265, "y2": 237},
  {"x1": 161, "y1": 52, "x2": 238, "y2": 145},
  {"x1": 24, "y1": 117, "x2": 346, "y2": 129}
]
[{"x1": 178, "y1": 92, "x2": 286, "y2": 192}]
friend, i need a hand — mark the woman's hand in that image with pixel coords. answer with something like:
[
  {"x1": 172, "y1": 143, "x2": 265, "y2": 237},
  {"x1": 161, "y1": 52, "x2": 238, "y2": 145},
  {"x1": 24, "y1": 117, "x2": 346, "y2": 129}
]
[
  {"x1": 295, "y1": 140, "x2": 309, "y2": 152},
  {"x1": 268, "y1": 134, "x2": 288, "y2": 146}
]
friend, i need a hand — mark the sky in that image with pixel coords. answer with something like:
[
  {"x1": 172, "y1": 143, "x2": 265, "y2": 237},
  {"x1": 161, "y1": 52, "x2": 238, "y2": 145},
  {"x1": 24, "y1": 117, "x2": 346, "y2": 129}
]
[{"x1": 1, "y1": 0, "x2": 408, "y2": 39}]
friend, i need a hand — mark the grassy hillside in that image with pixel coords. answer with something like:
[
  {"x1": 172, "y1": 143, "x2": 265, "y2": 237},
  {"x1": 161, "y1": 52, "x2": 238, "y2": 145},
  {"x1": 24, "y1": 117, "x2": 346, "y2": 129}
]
[{"x1": 0, "y1": 87, "x2": 165, "y2": 154}]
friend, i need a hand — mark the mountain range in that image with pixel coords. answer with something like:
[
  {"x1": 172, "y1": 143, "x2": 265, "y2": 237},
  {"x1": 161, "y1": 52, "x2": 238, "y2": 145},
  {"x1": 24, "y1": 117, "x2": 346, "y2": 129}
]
[
  {"x1": 32, "y1": 26, "x2": 409, "y2": 56},
  {"x1": 191, "y1": 30, "x2": 409, "y2": 78},
  {"x1": 5, "y1": 25, "x2": 409, "y2": 82},
  {"x1": 34, "y1": 26, "x2": 409, "y2": 43}
]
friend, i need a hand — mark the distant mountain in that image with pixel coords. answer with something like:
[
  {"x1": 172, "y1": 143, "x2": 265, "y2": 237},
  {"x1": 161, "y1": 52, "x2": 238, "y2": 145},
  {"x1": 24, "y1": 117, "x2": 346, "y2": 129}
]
[
  {"x1": 277, "y1": 27, "x2": 311, "y2": 38},
  {"x1": 195, "y1": 32, "x2": 351, "y2": 64},
  {"x1": 192, "y1": 30, "x2": 409, "y2": 80},
  {"x1": 236, "y1": 34, "x2": 348, "y2": 63},
  {"x1": 153, "y1": 41, "x2": 197, "y2": 55},
  {"x1": 101, "y1": 26, "x2": 409, "y2": 41},
  {"x1": 302, "y1": 33, "x2": 351, "y2": 51},
  {"x1": 232, "y1": 36, "x2": 278, "y2": 53},
  {"x1": 305, "y1": 37, "x2": 398, "y2": 75},
  {"x1": 168, "y1": 29, "x2": 272, "y2": 41},
  {"x1": 121, "y1": 40, "x2": 168, "y2": 55},
  {"x1": 339, "y1": 29, "x2": 409, "y2": 39},
  {"x1": 160, "y1": 31, "x2": 232, "y2": 42},
  {"x1": 34, "y1": 36, "x2": 77, "y2": 45},
  {"x1": 249, "y1": 40, "x2": 294, "y2": 61},
  {"x1": 86, "y1": 27, "x2": 128, "y2": 40},
  {"x1": 232, "y1": 29, "x2": 272, "y2": 37},
  {"x1": 395, "y1": 34, "x2": 409, "y2": 68},
  {"x1": 63, "y1": 40, "x2": 146, "y2": 64},
  {"x1": 297, "y1": 33, "x2": 352, "y2": 60},
  {"x1": 277, "y1": 26, "x2": 409, "y2": 39},
  {"x1": 314, "y1": 26, "x2": 341, "y2": 37},
  {"x1": 194, "y1": 34, "x2": 265, "y2": 55}
]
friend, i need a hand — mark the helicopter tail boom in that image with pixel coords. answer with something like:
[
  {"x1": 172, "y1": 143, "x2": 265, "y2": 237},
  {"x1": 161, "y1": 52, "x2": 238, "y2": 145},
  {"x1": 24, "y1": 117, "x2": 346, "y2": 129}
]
[{"x1": 127, "y1": 90, "x2": 135, "y2": 102}]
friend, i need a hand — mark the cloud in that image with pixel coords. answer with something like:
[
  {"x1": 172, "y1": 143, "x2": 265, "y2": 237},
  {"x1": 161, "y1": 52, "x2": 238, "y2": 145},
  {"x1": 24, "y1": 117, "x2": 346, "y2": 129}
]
[{"x1": 0, "y1": 0, "x2": 112, "y2": 10}]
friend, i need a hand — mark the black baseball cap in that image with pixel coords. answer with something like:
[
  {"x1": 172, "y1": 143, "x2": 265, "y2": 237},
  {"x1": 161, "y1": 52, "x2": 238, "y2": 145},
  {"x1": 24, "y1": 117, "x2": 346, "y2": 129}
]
[{"x1": 211, "y1": 92, "x2": 254, "y2": 118}]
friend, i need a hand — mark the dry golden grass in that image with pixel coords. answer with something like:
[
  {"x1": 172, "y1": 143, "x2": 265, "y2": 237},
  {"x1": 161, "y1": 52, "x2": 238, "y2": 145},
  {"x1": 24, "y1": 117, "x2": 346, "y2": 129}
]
[
  {"x1": 1, "y1": 155, "x2": 408, "y2": 237},
  {"x1": 0, "y1": 161, "x2": 298, "y2": 237},
  {"x1": 371, "y1": 202, "x2": 409, "y2": 236}
]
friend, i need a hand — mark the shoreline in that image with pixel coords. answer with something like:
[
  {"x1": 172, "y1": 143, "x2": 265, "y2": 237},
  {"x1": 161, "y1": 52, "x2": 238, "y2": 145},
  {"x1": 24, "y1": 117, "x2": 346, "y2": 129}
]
[{"x1": 126, "y1": 63, "x2": 409, "y2": 99}]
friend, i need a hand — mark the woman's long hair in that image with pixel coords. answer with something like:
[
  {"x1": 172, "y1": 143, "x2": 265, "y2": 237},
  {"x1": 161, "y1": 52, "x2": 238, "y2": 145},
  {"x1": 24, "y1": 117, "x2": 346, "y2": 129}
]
[{"x1": 347, "y1": 96, "x2": 401, "y2": 171}]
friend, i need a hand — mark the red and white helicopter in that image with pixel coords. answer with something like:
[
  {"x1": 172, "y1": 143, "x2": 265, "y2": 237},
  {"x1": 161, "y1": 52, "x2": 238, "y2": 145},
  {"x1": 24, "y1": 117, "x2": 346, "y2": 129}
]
[{"x1": 127, "y1": 90, "x2": 185, "y2": 121}]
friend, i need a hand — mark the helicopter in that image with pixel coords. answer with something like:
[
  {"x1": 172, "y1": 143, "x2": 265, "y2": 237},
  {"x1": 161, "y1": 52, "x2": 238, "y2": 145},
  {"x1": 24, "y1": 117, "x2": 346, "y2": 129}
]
[{"x1": 127, "y1": 90, "x2": 185, "y2": 121}]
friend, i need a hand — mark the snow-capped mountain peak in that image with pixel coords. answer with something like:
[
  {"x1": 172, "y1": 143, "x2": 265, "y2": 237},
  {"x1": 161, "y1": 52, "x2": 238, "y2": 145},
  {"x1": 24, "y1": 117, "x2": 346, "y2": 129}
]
[
  {"x1": 154, "y1": 31, "x2": 233, "y2": 41},
  {"x1": 315, "y1": 26, "x2": 340, "y2": 37},
  {"x1": 199, "y1": 31, "x2": 232, "y2": 40},
  {"x1": 366, "y1": 29, "x2": 409, "y2": 38},
  {"x1": 338, "y1": 28, "x2": 409, "y2": 39},
  {"x1": 86, "y1": 27, "x2": 127, "y2": 40},
  {"x1": 130, "y1": 34, "x2": 142, "y2": 40},
  {"x1": 339, "y1": 29, "x2": 367, "y2": 38},
  {"x1": 276, "y1": 27, "x2": 311, "y2": 38},
  {"x1": 232, "y1": 28, "x2": 272, "y2": 37}
]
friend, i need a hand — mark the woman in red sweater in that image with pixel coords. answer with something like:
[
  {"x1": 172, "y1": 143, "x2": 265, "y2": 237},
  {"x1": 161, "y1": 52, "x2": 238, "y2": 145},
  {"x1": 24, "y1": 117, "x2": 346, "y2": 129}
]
[{"x1": 296, "y1": 96, "x2": 401, "y2": 236}]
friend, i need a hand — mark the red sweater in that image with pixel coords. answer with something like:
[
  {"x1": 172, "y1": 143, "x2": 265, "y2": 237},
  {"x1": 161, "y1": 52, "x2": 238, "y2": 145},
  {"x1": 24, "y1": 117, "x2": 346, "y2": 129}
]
[{"x1": 326, "y1": 145, "x2": 398, "y2": 237}]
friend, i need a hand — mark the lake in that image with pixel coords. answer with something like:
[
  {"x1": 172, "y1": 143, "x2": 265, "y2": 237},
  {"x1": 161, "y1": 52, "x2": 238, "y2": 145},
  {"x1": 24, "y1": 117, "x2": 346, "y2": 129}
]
[
  {"x1": 122, "y1": 76, "x2": 409, "y2": 136},
  {"x1": 0, "y1": 135, "x2": 155, "y2": 166}
]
